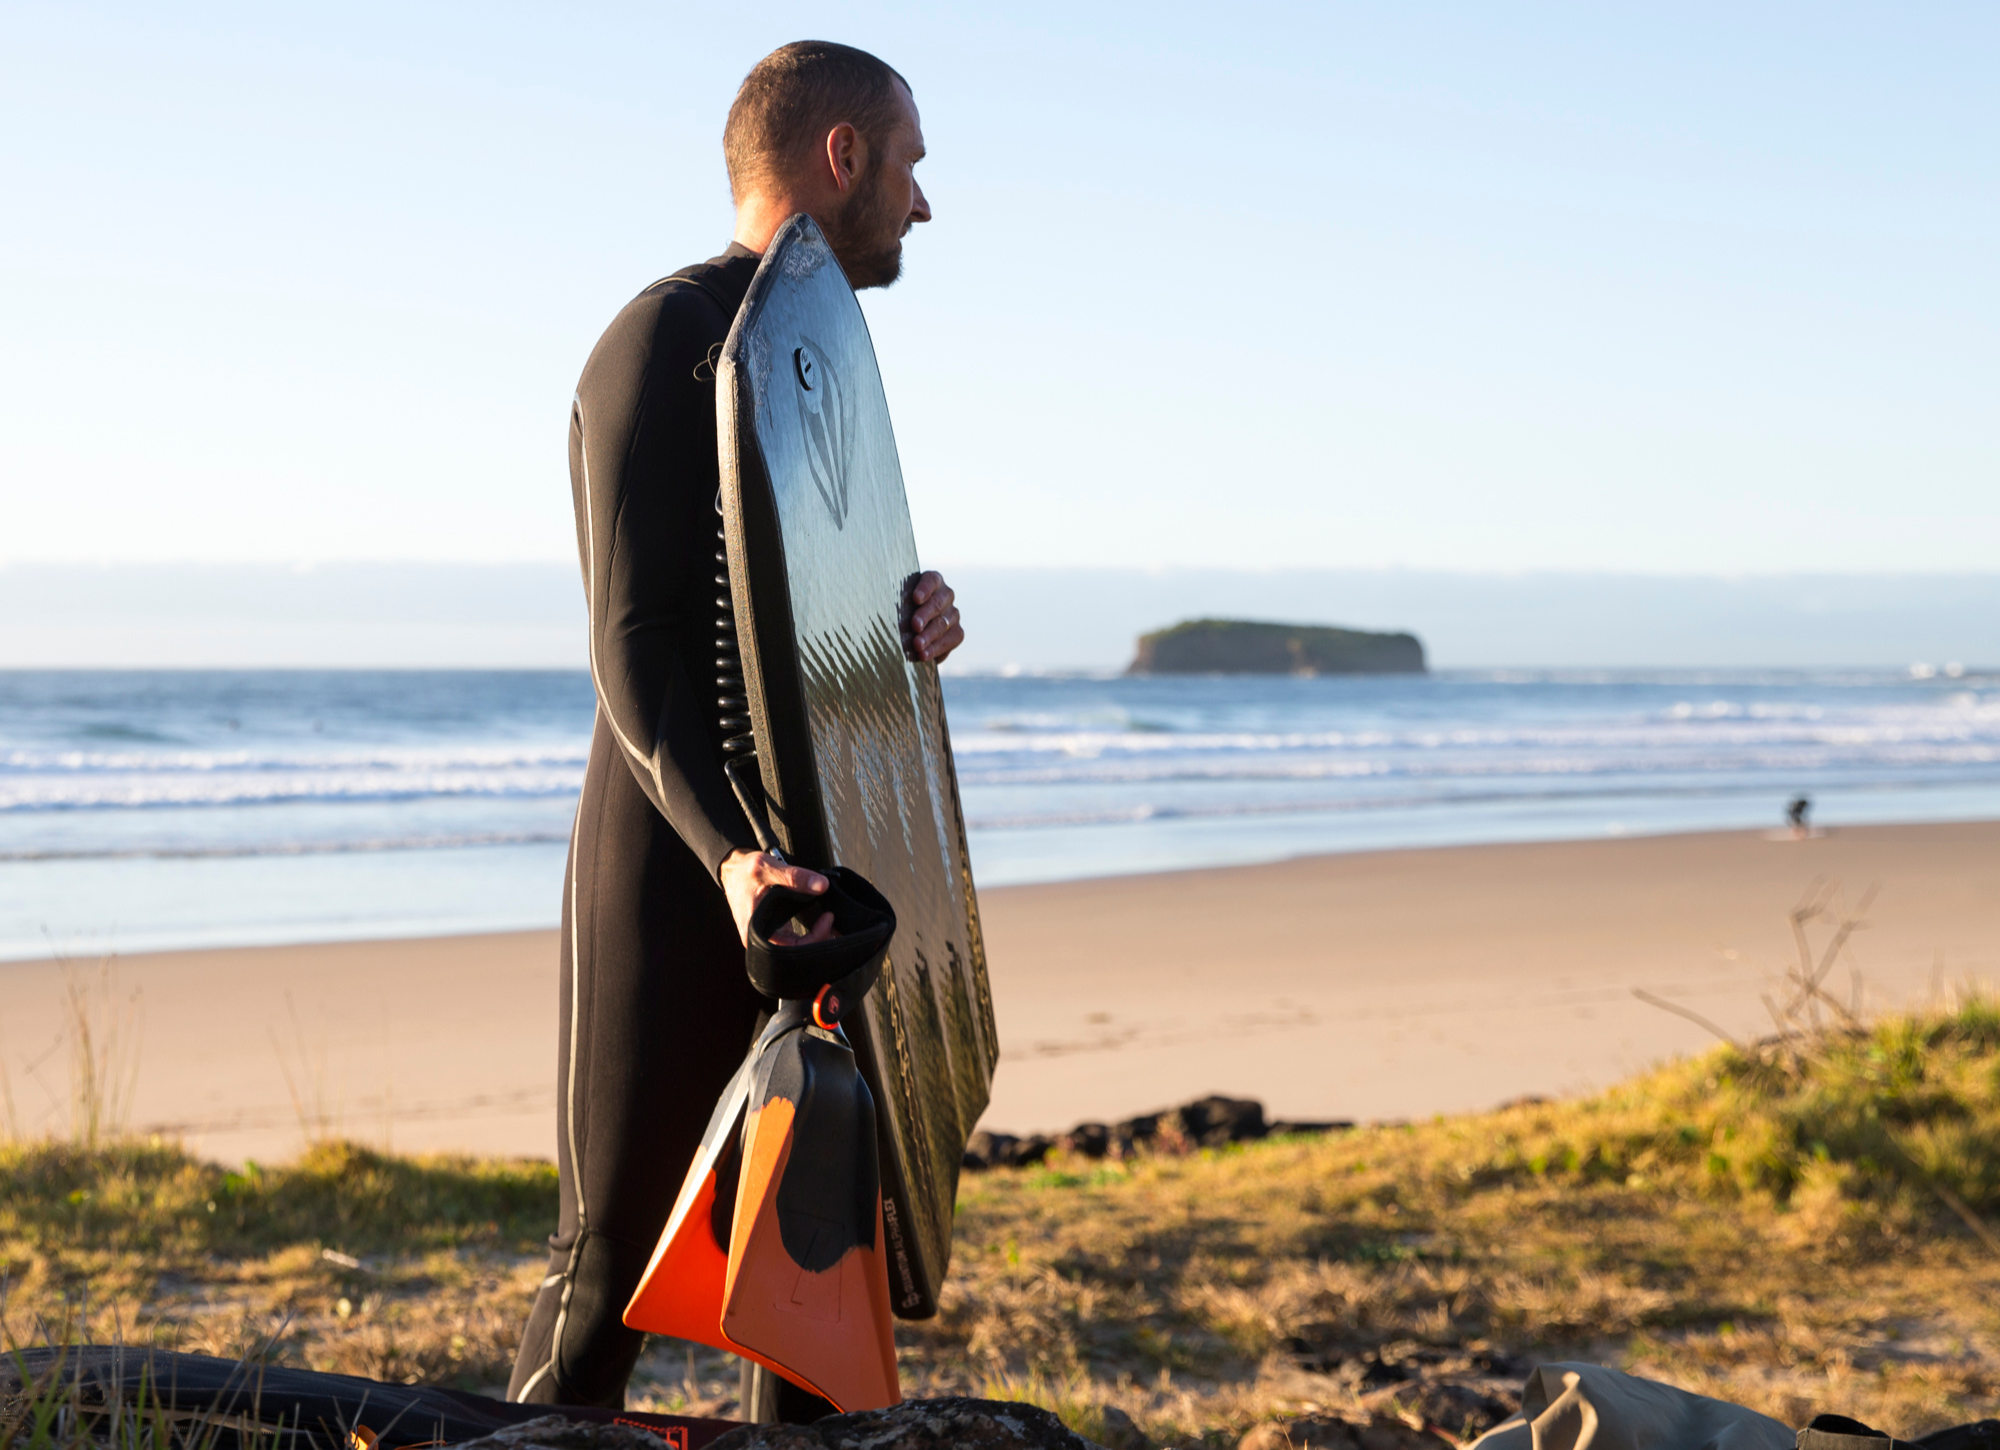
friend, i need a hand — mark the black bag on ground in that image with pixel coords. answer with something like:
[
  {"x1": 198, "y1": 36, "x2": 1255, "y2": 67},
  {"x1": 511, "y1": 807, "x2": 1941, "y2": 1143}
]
[{"x1": 0, "y1": 1347, "x2": 737, "y2": 1449}]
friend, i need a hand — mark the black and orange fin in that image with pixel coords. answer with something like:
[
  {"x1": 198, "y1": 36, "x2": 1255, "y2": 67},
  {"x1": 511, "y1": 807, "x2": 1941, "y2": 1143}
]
[
  {"x1": 622, "y1": 1048, "x2": 754, "y2": 1345},
  {"x1": 720, "y1": 1003, "x2": 901, "y2": 1412},
  {"x1": 626, "y1": 866, "x2": 902, "y2": 1411}
]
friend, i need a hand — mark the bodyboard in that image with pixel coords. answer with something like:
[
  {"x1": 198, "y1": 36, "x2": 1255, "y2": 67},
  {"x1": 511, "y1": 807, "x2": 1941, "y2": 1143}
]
[{"x1": 717, "y1": 213, "x2": 998, "y2": 1319}]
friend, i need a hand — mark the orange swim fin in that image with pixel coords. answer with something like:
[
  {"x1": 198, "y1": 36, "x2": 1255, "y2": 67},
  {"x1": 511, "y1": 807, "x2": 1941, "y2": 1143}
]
[
  {"x1": 625, "y1": 868, "x2": 901, "y2": 1412},
  {"x1": 720, "y1": 1003, "x2": 901, "y2": 1412},
  {"x1": 622, "y1": 1050, "x2": 753, "y2": 1347}
]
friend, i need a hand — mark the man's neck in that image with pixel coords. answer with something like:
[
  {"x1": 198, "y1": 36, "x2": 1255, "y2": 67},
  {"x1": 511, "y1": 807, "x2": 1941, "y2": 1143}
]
[{"x1": 732, "y1": 192, "x2": 815, "y2": 255}]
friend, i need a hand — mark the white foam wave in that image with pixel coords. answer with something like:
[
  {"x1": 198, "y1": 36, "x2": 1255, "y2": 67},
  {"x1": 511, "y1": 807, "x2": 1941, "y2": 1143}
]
[
  {"x1": 5, "y1": 686, "x2": 1997, "y2": 817},
  {"x1": 0, "y1": 738, "x2": 591, "y2": 811},
  {"x1": 953, "y1": 743, "x2": 2000, "y2": 789},
  {"x1": 0, "y1": 743, "x2": 588, "y2": 774},
  {"x1": 0, "y1": 766, "x2": 586, "y2": 812},
  {"x1": 950, "y1": 709, "x2": 2000, "y2": 762},
  {"x1": 0, "y1": 830, "x2": 573, "y2": 862}
]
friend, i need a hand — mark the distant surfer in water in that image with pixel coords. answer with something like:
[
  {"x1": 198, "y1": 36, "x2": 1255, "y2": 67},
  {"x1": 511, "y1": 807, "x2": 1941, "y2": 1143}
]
[{"x1": 508, "y1": 41, "x2": 961, "y2": 1408}]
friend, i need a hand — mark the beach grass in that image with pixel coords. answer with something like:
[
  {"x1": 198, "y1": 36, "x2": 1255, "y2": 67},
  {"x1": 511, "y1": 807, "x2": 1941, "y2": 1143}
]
[
  {"x1": 8, "y1": 1002, "x2": 2000, "y2": 1447},
  {"x1": 922, "y1": 995, "x2": 2000, "y2": 1443},
  {"x1": 0, "y1": 1140, "x2": 556, "y2": 1396}
]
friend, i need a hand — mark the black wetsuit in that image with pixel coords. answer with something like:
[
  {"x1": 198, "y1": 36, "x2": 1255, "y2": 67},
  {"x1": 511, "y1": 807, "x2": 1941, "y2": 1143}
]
[{"x1": 508, "y1": 245, "x2": 770, "y2": 1407}]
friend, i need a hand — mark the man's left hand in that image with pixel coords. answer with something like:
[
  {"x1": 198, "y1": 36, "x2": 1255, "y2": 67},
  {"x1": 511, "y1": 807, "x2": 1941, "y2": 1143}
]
[{"x1": 905, "y1": 571, "x2": 963, "y2": 664}]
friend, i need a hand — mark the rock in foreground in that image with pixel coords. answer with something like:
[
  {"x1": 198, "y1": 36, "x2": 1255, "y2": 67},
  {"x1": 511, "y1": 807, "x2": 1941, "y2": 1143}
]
[
  {"x1": 1130, "y1": 619, "x2": 1426, "y2": 676},
  {"x1": 445, "y1": 1418, "x2": 695, "y2": 1450},
  {"x1": 707, "y1": 1397, "x2": 1103, "y2": 1449},
  {"x1": 1237, "y1": 1416, "x2": 1447, "y2": 1448}
]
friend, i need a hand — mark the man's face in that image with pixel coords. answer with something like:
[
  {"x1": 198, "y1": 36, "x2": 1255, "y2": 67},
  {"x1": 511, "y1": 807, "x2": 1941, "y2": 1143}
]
[{"x1": 824, "y1": 81, "x2": 930, "y2": 290}]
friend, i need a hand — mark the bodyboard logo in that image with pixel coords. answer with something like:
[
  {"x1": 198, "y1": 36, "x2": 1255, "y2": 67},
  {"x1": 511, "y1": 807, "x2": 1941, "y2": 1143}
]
[{"x1": 793, "y1": 338, "x2": 850, "y2": 528}]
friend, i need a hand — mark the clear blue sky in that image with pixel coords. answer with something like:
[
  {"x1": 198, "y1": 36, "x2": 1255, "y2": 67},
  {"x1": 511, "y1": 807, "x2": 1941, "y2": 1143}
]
[{"x1": 3, "y1": 2, "x2": 1994, "y2": 572}]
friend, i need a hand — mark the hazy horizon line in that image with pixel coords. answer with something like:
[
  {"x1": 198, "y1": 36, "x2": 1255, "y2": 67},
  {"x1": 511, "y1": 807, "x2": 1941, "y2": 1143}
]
[
  {"x1": 5, "y1": 562, "x2": 1995, "y2": 672},
  {"x1": 6, "y1": 560, "x2": 2000, "y2": 581}
]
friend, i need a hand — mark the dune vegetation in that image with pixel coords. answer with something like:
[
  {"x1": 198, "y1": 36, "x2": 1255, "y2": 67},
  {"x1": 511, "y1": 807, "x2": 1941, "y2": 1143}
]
[{"x1": 8, "y1": 999, "x2": 2000, "y2": 1447}]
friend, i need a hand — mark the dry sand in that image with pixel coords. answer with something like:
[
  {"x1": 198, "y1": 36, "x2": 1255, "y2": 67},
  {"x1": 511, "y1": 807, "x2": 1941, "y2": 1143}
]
[{"x1": 4, "y1": 822, "x2": 1996, "y2": 1164}]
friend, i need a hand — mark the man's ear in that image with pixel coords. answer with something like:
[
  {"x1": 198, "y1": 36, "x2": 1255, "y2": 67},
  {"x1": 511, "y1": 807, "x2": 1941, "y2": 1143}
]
[{"x1": 823, "y1": 121, "x2": 865, "y2": 195}]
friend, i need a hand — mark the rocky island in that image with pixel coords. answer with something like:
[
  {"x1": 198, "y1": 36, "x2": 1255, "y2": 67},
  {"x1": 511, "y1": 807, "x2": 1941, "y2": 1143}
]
[{"x1": 1129, "y1": 617, "x2": 1427, "y2": 675}]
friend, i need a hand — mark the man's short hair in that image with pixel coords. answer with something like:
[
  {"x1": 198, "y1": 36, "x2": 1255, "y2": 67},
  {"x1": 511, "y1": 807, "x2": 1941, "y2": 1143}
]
[{"x1": 724, "y1": 41, "x2": 910, "y2": 201}]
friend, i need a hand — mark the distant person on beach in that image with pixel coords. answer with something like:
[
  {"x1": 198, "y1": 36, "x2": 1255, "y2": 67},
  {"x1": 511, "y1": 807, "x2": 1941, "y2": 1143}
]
[
  {"x1": 507, "y1": 41, "x2": 963, "y2": 1409},
  {"x1": 1787, "y1": 795, "x2": 1812, "y2": 839}
]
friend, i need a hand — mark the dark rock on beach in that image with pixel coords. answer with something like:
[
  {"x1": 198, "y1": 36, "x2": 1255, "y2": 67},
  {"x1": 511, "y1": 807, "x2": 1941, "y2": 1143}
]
[
  {"x1": 967, "y1": 1095, "x2": 1350, "y2": 1170},
  {"x1": 1270, "y1": 1118, "x2": 1357, "y2": 1137},
  {"x1": 1109, "y1": 1113, "x2": 1159, "y2": 1157},
  {"x1": 1059, "y1": 1121, "x2": 1112, "y2": 1158},
  {"x1": 1163, "y1": 1094, "x2": 1267, "y2": 1147},
  {"x1": 705, "y1": 1396, "x2": 1104, "y2": 1449},
  {"x1": 963, "y1": 1130, "x2": 1056, "y2": 1170}
]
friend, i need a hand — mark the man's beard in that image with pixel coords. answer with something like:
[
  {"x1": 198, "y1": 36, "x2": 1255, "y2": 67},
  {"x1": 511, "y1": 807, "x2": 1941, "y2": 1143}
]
[{"x1": 822, "y1": 162, "x2": 904, "y2": 290}]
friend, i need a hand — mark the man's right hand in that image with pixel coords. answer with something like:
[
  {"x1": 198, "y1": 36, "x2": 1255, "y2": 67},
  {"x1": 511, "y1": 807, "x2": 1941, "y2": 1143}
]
[{"x1": 720, "y1": 849, "x2": 834, "y2": 948}]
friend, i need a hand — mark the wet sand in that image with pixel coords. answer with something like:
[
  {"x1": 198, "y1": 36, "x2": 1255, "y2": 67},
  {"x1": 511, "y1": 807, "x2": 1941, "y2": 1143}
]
[{"x1": 5, "y1": 822, "x2": 1996, "y2": 1163}]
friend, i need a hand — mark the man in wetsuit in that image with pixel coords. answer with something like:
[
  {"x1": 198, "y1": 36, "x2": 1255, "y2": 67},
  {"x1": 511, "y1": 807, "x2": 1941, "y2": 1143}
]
[{"x1": 507, "y1": 41, "x2": 962, "y2": 1410}]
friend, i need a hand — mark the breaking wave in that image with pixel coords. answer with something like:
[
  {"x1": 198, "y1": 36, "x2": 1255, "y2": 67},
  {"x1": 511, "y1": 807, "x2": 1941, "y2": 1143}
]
[
  {"x1": 0, "y1": 830, "x2": 574, "y2": 862},
  {"x1": 0, "y1": 745, "x2": 587, "y2": 812},
  {"x1": 948, "y1": 695, "x2": 2000, "y2": 789}
]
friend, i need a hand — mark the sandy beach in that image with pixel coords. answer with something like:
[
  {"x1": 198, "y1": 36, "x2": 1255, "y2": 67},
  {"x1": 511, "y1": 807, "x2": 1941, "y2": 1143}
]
[{"x1": 4, "y1": 821, "x2": 1996, "y2": 1165}]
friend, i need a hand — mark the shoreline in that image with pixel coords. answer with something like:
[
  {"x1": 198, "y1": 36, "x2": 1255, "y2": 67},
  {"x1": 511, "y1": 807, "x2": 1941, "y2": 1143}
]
[
  {"x1": 10, "y1": 807, "x2": 2000, "y2": 966},
  {"x1": 4, "y1": 821, "x2": 1996, "y2": 1163}
]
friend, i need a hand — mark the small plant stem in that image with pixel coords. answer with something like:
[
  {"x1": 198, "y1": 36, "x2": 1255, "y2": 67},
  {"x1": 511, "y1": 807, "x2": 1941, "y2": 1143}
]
[{"x1": 1630, "y1": 989, "x2": 1742, "y2": 1051}]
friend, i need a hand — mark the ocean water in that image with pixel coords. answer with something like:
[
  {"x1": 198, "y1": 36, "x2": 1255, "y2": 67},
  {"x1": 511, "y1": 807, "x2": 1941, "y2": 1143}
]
[{"x1": 3, "y1": 667, "x2": 1997, "y2": 961}]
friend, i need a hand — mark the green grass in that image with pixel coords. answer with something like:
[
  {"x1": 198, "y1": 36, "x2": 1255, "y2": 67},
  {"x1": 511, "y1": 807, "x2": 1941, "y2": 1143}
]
[
  {"x1": 8, "y1": 1004, "x2": 2000, "y2": 1446},
  {"x1": 1, "y1": 1143, "x2": 559, "y2": 1399},
  {"x1": 4, "y1": 1139, "x2": 558, "y2": 1260}
]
